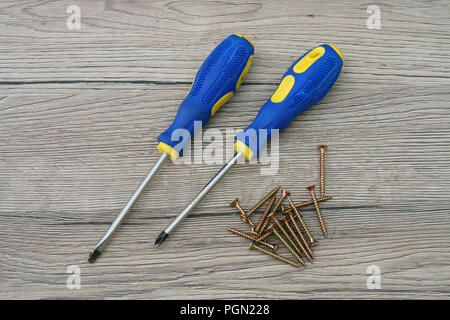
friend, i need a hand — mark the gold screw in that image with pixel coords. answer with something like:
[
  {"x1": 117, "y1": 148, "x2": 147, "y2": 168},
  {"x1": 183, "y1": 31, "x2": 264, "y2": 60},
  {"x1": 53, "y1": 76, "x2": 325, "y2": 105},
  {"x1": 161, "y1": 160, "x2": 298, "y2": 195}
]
[
  {"x1": 246, "y1": 186, "x2": 280, "y2": 218},
  {"x1": 249, "y1": 242, "x2": 300, "y2": 268},
  {"x1": 249, "y1": 230, "x2": 260, "y2": 238},
  {"x1": 259, "y1": 218, "x2": 272, "y2": 235},
  {"x1": 227, "y1": 227, "x2": 278, "y2": 252},
  {"x1": 281, "y1": 195, "x2": 332, "y2": 212},
  {"x1": 280, "y1": 215, "x2": 313, "y2": 262},
  {"x1": 255, "y1": 189, "x2": 289, "y2": 234},
  {"x1": 230, "y1": 198, "x2": 255, "y2": 228},
  {"x1": 286, "y1": 195, "x2": 318, "y2": 246},
  {"x1": 254, "y1": 191, "x2": 284, "y2": 234},
  {"x1": 256, "y1": 226, "x2": 274, "y2": 241},
  {"x1": 270, "y1": 213, "x2": 304, "y2": 259},
  {"x1": 269, "y1": 225, "x2": 306, "y2": 267},
  {"x1": 284, "y1": 209, "x2": 315, "y2": 259},
  {"x1": 307, "y1": 185, "x2": 328, "y2": 238},
  {"x1": 258, "y1": 195, "x2": 278, "y2": 233},
  {"x1": 318, "y1": 145, "x2": 328, "y2": 198}
]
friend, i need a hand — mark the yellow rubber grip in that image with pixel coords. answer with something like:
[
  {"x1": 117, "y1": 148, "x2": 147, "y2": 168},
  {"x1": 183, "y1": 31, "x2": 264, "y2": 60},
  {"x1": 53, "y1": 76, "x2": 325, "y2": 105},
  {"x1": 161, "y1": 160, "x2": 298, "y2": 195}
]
[
  {"x1": 234, "y1": 140, "x2": 254, "y2": 161},
  {"x1": 293, "y1": 47, "x2": 325, "y2": 73},
  {"x1": 157, "y1": 142, "x2": 179, "y2": 160},
  {"x1": 271, "y1": 75, "x2": 295, "y2": 103}
]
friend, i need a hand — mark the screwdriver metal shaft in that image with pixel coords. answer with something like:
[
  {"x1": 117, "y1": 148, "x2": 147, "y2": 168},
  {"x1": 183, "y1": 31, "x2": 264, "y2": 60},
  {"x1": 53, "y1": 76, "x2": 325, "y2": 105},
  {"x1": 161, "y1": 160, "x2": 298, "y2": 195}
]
[
  {"x1": 154, "y1": 152, "x2": 243, "y2": 246},
  {"x1": 88, "y1": 153, "x2": 168, "y2": 262}
]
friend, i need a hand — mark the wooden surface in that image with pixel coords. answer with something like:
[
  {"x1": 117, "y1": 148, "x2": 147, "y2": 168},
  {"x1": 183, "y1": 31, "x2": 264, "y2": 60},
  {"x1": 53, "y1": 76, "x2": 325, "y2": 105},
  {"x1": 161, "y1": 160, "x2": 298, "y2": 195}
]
[{"x1": 1, "y1": 0, "x2": 449, "y2": 300}]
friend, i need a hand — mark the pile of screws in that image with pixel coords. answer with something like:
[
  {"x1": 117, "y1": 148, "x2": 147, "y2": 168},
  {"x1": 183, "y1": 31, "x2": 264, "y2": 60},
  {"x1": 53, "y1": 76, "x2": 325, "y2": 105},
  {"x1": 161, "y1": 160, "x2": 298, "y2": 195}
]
[{"x1": 227, "y1": 145, "x2": 331, "y2": 268}]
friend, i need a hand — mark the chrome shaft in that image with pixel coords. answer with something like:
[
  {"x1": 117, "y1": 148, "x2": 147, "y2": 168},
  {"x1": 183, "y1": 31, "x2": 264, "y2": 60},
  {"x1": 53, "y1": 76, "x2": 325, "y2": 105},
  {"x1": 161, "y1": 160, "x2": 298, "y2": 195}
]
[
  {"x1": 157, "y1": 152, "x2": 243, "y2": 243},
  {"x1": 89, "y1": 152, "x2": 168, "y2": 261}
]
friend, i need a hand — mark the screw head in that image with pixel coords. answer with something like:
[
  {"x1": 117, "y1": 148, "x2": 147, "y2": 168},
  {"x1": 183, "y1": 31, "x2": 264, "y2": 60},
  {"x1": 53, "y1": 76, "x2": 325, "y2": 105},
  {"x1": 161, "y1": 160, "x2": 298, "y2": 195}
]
[
  {"x1": 230, "y1": 198, "x2": 239, "y2": 207},
  {"x1": 310, "y1": 238, "x2": 319, "y2": 246},
  {"x1": 282, "y1": 189, "x2": 291, "y2": 197},
  {"x1": 272, "y1": 244, "x2": 278, "y2": 252},
  {"x1": 249, "y1": 231, "x2": 259, "y2": 238},
  {"x1": 318, "y1": 145, "x2": 328, "y2": 151},
  {"x1": 307, "y1": 185, "x2": 316, "y2": 191}
]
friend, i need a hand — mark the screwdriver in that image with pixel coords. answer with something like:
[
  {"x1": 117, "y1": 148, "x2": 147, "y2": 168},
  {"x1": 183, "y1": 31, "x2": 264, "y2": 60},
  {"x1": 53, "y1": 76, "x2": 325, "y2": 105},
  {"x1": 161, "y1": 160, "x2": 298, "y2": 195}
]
[
  {"x1": 88, "y1": 34, "x2": 254, "y2": 262},
  {"x1": 154, "y1": 44, "x2": 344, "y2": 246}
]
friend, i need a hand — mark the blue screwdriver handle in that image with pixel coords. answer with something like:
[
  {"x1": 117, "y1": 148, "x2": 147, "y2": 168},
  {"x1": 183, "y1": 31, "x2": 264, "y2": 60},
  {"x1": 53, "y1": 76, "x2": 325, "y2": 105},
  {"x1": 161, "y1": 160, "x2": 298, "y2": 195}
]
[
  {"x1": 157, "y1": 34, "x2": 254, "y2": 159},
  {"x1": 234, "y1": 44, "x2": 344, "y2": 160}
]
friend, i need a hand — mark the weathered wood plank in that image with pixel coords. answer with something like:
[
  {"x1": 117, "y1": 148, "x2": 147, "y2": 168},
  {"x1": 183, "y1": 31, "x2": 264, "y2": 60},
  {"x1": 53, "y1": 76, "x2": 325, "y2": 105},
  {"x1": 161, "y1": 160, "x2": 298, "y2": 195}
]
[
  {"x1": 1, "y1": 81, "x2": 449, "y2": 299},
  {"x1": 1, "y1": 0, "x2": 450, "y2": 299},
  {"x1": 0, "y1": 0, "x2": 449, "y2": 83}
]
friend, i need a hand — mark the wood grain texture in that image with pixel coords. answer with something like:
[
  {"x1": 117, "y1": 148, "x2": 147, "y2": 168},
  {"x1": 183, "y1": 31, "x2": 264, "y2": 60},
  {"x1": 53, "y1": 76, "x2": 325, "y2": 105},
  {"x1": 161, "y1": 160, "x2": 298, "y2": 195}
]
[{"x1": 1, "y1": 0, "x2": 449, "y2": 299}]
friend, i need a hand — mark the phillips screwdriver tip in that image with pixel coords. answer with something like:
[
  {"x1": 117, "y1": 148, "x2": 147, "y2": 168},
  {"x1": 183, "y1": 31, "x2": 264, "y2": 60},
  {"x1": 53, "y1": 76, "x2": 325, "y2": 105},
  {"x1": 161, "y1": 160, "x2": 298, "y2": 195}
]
[
  {"x1": 87, "y1": 249, "x2": 101, "y2": 263},
  {"x1": 154, "y1": 231, "x2": 169, "y2": 246}
]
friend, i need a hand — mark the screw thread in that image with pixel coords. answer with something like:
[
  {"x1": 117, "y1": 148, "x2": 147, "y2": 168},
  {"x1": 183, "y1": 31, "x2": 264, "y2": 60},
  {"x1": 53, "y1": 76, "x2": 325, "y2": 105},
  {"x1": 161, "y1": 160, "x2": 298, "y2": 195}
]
[
  {"x1": 246, "y1": 186, "x2": 280, "y2": 217},
  {"x1": 254, "y1": 194, "x2": 278, "y2": 233},
  {"x1": 272, "y1": 228, "x2": 306, "y2": 267},
  {"x1": 256, "y1": 190, "x2": 290, "y2": 234},
  {"x1": 287, "y1": 212, "x2": 314, "y2": 259},
  {"x1": 286, "y1": 196, "x2": 316, "y2": 245},
  {"x1": 259, "y1": 214, "x2": 272, "y2": 234},
  {"x1": 283, "y1": 196, "x2": 332, "y2": 212},
  {"x1": 235, "y1": 203, "x2": 246, "y2": 217},
  {"x1": 256, "y1": 229, "x2": 273, "y2": 241},
  {"x1": 273, "y1": 216, "x2": 304, "y2": 259},
  {"x1": 320, "y1": 152, "x2": 325, "y2": 198},
  {"x1": 227, "y1": 227, "x2": 277, "y2": 251},
  {"x1": 318, "y1": 145, "x2": 327, "y2": 198},
  {"x1": 283, "y1": 216, "x2": 313, "y2": 262},
  {"x1": 309, "y1": 187, "x2": 328, "y2": 238},
  {"x1": 244, "y1": 215, "x2": 256, "y2": 228},
  {"x1": 231, "y1": 199, "x2": 256, "y2": 228},
  {"x1": 250, "y1": 242, "x2": 300, "y2": 268}
]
